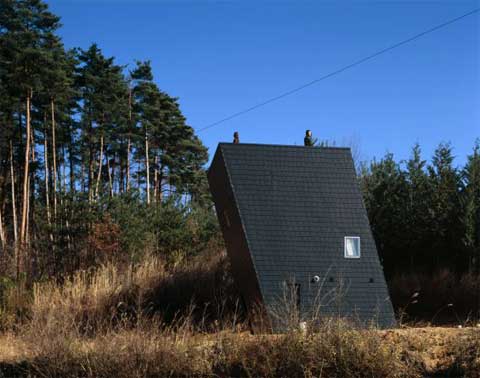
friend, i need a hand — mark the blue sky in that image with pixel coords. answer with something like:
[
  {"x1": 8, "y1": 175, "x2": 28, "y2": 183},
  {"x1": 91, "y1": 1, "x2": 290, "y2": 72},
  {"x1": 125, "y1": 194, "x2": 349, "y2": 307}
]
[{"x1": 47, "y1": 0, "x2": 479, "y2": 166}]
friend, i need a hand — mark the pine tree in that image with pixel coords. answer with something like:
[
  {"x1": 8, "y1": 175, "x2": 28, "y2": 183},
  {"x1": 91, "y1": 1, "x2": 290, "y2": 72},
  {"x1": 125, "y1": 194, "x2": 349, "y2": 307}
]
[
  {"x1": 462, "y1": 139, "x2": 480, "y2": 274},
  {"x1": 42, "y1": 40, "x2": 75, "y2": 218},
  {"x1": 130, "y1": 61, "x2": 158, "y2": 204},
  {"x1": 130, "y1": 61, "x2": 208, "y2": 204},
  {"x1": 405, "y1": 144, "x2": 433, "y2": 269},
  {"x1": 76, "y1": 44, "x2": 127, "y2": 202},
  {"x1": 0, "y1": 0, "x2": 61, "y2": 275},
  {"x1": 0, "y1": 0, "x2": 214, "y2": 278},
  {"x1": 360, "y1": 153, "x2": 409, "y2": 275},
  {"x1": 428, "y1": 143, "x2": 463, "y2": 271}
]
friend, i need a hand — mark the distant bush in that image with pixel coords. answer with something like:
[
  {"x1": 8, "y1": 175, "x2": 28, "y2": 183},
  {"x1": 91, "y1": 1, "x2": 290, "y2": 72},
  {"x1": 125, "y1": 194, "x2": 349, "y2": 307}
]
[
  {"x1": 389, "y1": 269, "x2": 480, "y2": 324},
  {"x1": 102, "y1": 194, "x2": 223, "y2": 264},
  {"x1": 33, "y1": 194, "x2": 223, "y2": 275}
]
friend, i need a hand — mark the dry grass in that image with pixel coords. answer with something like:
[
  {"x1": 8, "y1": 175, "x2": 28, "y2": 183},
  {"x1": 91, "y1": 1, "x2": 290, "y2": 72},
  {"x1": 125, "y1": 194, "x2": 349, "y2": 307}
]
[
  {"x1": 448, "y1": 327, "x2": 480, "y2": 378},
  {"x1": 381, "y1": 326, "x2": 480, "y2": 377},
  {"x1": 30, "y1": 254, "x2": 167, "y2": 332},
  {"x1": 2, "y1": 321, "x2": 479, "y2": 377},
  {"x1": 214, "y1": 321, "x2": 417, "y2": 378},
  {"x1": 0, "y1": 333, "x2": 30, "y2": 363},
  {"x1": 3, "y1": 321, "x2": 422, "y2": 378},
  {"x1": 27, "y1": 249, "x2": 239, "y2": 334},
  {"x1": 1, "y1": 252, "x2": 479, "y2": 377}
]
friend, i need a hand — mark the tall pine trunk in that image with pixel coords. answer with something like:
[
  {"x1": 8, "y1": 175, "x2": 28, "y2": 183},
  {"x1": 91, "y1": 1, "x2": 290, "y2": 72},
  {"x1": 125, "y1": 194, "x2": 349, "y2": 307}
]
[
  {"x1": 88, "y1": 120, "x2": 94, "y2": 204},
  {"x1": 95, "y1": 135, "x2": 104, "y2": 200},
  {"x1": 25, "y1": 174, "x2": 30, "y2": 249},
  {"x1": 26, "y1": 126, "x2": 36, "y2": 251},
  {"x1": 43, "y1": 123, "x2": 51, "y2": 226},
  {"x1": 20, "y1": 91, "x2": 32, "y2": 257},
  {"x1": 68, "y1": 123, "x2": 75, "y2": 195},
  {"x1": 126, "y1": 88, "x2": 132, "y2": 192},
  {"x1": 51, "y1": 99, "x2": 58, "y2": 220},
  {"x1": 61, "y1": 144, "x2": 72, "y2": 257},
  {"x1": 81, "y1": 159, "x2": 86, "y2": 194},
  {"x1": 119, "y1": 148, "x2": 124, "y2": 193},
  {"x1": 61, "y1": 146, "x2": 67, "y2": 195},
  {"x1": 126, "y1": 136, "x2": 131, "y2": 192},
  {"x1": 43, "y1": 124, "x2": 55, "y2": 252},
  {"x1": 153, "y1": 155, "x2": 158, "y2": 203},
  {"x1": 10, "y1": 141, "x2": 18, "y2": 250},
  {"x1": 0, "y1": 204, "x2": 5, "y2": 251},
  {"x1": 107, "y1": 153, "x2": 113, "y2": 198},
  {"x1": 145, "y1": 131, "x2": 150, "y2": 205},
  {"x1": 158, "y1": 164, "x2": 164, "y2": 203}
]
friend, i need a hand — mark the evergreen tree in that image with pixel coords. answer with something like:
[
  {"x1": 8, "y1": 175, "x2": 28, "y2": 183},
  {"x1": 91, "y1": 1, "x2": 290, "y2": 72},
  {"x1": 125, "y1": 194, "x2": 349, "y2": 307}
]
[
  {"x1": 0, "y1": 1, "x2": 211, "y2": 278},
  {"x1": 360, "y1": 153, "x2": 409, "y2": 275},
  {"x1": 76, "y1": 44, "x2": 127, "y2": 201},
  {"x1": 428, "y1": 143, "x2": 463, "y2": 271},
  {"x1": 130, "y1": 61, "x2": 207, "y2": 204},
  {"x1": 404, "y1": 144, "x2": 433, "y2": 269},
  {"x1": 462, "y1": 139, "x2": 480, "y2": 274},
  {"x1": 154, "y1": 95, "x2": 207, "y2": 200},
  {"x1": 130, "y1": 60, "x2": 158, "y2": 204},
  {"x1": 0, "y1": 0, "x2": 61, "y2": 274}
]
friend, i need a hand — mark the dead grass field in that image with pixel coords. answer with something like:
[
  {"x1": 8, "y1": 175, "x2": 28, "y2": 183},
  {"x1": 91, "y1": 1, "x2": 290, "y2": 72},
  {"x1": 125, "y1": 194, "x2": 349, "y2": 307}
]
[
  {"x1": 0, "y1": 253, "x2": 478, "y2": 377},
  {"x1": 0, "y1": 326, "x2": 478, "y2": 377}
]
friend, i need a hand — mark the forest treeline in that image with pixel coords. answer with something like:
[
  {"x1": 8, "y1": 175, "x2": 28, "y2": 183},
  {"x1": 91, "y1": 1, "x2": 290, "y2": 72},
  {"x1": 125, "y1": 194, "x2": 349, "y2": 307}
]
[
  {"x1": 360, "y1": 142, "x2": 480, "y2": 278},
  {"x1": 0, "y1": 0, "x2": 213, "y2": 281}
]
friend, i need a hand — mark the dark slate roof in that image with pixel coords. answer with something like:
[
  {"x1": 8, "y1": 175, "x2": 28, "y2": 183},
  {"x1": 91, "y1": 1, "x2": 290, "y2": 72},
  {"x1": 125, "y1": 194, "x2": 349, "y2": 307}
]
[{"x1": 216, "y1": 143, "x2": 395, "y2": 327}]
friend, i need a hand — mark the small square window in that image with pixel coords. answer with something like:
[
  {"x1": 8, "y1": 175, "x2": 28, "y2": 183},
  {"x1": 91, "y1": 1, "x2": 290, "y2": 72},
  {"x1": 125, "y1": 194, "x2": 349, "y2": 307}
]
[{"x1": 344, "y1": 236, "x2": 360, "y2": 258}]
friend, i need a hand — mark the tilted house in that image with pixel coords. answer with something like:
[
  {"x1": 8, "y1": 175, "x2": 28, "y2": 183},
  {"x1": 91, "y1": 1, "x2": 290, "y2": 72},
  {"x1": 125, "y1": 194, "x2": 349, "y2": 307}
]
[{"x1": 208, "y1": 143, "x2": 395, "y2": 329}]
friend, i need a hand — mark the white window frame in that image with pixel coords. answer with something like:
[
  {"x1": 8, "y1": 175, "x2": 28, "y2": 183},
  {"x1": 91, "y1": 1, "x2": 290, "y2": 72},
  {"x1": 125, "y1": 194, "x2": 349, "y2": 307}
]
[{"x1": 344, "y1": 236, "x2": 361, "y2": 259}]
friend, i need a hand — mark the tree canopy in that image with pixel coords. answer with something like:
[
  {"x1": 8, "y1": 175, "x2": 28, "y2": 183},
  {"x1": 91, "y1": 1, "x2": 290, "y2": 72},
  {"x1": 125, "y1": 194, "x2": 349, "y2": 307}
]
[
  {"x1": 0, "y1": 0, "x2": 210, "y2": 278},
  {"x1": 360, "y1": 142, "x2": 480, "y2": 277}
]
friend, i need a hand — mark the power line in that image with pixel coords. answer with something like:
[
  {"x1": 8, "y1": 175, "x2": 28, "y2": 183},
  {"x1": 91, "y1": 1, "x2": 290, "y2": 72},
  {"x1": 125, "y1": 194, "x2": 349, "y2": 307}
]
[{"x1": 198, "y1": 8, "x2": 479, "y2": 133}]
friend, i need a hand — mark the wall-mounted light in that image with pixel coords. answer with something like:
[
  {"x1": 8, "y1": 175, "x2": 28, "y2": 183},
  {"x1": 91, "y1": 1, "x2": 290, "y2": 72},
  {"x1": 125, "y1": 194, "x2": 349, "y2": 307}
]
[{"x1": 311, "y1": 275, "x2": 320, "y2": 283}]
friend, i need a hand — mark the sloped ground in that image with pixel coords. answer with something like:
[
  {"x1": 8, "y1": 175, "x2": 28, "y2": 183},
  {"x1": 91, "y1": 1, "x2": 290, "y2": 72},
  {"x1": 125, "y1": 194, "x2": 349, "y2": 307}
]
[{"x1": 0, "y1": 326, "x2": 478, "y2": 378}]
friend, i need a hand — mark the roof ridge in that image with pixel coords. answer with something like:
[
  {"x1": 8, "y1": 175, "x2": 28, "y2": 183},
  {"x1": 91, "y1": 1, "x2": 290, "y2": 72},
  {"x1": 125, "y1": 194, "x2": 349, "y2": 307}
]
[{"x1": 218, "y1": 142, "x2": 351, "y2": 150}]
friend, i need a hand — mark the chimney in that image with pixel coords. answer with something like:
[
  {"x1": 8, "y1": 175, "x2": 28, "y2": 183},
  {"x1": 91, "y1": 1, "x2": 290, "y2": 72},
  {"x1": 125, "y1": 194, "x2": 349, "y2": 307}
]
[{"x1": 304, "y1": 130, "x2": 313, "y2": 146}]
